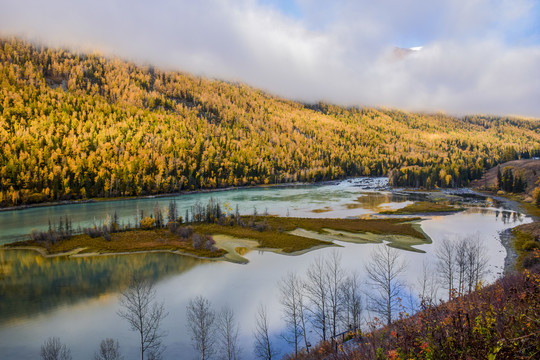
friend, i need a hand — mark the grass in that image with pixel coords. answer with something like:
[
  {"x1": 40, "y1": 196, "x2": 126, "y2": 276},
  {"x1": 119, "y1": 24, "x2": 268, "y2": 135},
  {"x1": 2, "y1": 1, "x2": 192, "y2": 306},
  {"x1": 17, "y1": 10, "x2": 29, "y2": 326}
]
[
  {"x1": 518, "y1": 198, "x2": 540, "y2": 220},
  {"x1": 513, "y1": 222, "x2": 540, "y2": 269},
  {"x1": 257, "y1": 216, "x2": 427, "y2": 239},
  {"x1": 5, "y1": 216, "x2": 430, "y2": 258},
  {"x1": 191, "y1": 223, "x2": 329, "y2": 253},
  {"x1": 379, "y1": 201, "x2": 463, "y2": 215},
  {"x1": 192, "y1": 216, "x2": 428, "y2": 253},
  {"x1": 6, "y1": 229, "x2": 226, "y2": 258}
]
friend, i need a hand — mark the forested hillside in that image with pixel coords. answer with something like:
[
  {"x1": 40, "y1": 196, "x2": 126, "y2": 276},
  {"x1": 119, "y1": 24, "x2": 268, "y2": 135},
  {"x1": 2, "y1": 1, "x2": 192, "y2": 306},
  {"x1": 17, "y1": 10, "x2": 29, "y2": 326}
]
[{"x1": 1, "y1": 37, "x2": 539, "y2": 206}]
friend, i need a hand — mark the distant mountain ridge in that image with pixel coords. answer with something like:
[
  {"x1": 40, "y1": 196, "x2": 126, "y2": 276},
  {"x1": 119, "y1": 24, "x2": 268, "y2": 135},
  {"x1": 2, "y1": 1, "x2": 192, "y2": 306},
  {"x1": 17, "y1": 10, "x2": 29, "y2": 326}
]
[{"x1": 0, "y1": 37, "x2": 539, "y2": 206}]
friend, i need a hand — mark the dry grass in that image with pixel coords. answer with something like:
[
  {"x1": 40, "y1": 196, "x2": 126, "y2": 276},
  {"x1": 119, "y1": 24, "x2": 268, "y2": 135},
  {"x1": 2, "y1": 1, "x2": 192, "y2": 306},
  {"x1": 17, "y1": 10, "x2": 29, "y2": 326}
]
[
  {"x1": 7, "y1": 217, "x2": 428, "y2": 258},
  {"x1": 471, "y1": 159, "x2": 540, "y2": 196},
  {"x1": 192, "y1": 223, "x2": 328, "y2": 253},
  {"x1": 7, "y1": 229, "x2": 226, "y2": 258},
  {"x1": 258, "y1": 216, "x2": 427, "y2": 239}
]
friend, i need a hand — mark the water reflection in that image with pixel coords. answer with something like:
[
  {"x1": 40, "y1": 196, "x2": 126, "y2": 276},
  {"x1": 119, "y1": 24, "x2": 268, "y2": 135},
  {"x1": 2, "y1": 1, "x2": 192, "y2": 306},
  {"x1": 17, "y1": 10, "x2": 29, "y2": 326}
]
[
  {"x1": 0, "y1": 250, "x2": 203, "y2": 324},
  {"x1": 0, "y1": 179, "x2": 534, "y2": 359},
  {"x1": 346, "y1": 192, "x2": 415, "y2": 210}
]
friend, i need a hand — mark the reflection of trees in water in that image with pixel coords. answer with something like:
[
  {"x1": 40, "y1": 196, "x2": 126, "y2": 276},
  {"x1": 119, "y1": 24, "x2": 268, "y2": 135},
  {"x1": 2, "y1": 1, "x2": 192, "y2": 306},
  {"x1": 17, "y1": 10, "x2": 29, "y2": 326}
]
[
  {"x1": 352, "y1": 192, "x2": 415, "y2": 210},
  {"x1": 0, "y1": 250, "x2": 202, "y2": 323},
  {"x1": 463, "y1": 206, "x2": 524, "y2": 224},
  {"x1": 494, "y1": 209, "x2": 524, "y2": 224}
]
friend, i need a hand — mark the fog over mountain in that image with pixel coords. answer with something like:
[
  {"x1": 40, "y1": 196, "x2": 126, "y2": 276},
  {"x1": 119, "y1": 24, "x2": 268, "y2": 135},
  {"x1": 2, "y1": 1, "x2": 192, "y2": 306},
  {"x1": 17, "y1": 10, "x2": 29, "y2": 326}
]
[{"x1": 1, "y1": 0, "x2": 540, "y2": 117}]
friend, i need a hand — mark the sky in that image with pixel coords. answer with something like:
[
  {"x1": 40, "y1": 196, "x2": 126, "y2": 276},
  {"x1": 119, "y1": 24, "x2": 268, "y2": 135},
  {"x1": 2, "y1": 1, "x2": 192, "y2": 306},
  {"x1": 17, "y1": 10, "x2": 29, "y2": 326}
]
[{"x1": 1, "y1": 0, "x2": 540, "y2": 117}]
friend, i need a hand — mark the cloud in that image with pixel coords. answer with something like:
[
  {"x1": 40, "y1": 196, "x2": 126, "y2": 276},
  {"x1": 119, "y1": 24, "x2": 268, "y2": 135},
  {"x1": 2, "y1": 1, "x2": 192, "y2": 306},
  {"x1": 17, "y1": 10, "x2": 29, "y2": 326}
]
[{"x1": 1, "y1": 0, "x2": 540, "y2": 117}]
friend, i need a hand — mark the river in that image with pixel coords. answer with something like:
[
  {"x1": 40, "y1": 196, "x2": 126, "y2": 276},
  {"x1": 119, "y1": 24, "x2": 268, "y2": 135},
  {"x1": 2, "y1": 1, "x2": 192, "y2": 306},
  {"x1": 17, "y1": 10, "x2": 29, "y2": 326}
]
[{"x1": 0, "y1": 178, "x2": 531, "y2": 359}]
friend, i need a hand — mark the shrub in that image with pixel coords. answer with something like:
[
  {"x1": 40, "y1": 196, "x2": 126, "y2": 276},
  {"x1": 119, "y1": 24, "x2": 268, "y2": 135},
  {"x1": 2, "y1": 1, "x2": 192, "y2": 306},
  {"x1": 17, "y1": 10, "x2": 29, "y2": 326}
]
[
  {"x1": 523, "y1": 240, "x2": 540, "y2": 251},
  {"x1": 204, "y1": 235, "x2": 218, "y2": 252},
  {"x1": 168, "y1": 221, "x2": 179, "y2": 233},
  {"x1": 140, "y1": 216, "x2": 156, "y2": 230},
  {"x1": 192, "y1": 233, "x2": 204, "y2": 249},
  {"x1": 85, "y1": 227, "x2": 104, "y2": 238},
  {"x1": 533, "y1": 187, "x2": 540, "y2": 206},
  {"x1": 523, "y1": 249, "x2": 540, "y2": 269},
  {"x1": 30, "y1": 229, "x2": 71, "y2": 244},
  {"x1": 176, "y1": 226, "x2": 194, "y2": 239}
]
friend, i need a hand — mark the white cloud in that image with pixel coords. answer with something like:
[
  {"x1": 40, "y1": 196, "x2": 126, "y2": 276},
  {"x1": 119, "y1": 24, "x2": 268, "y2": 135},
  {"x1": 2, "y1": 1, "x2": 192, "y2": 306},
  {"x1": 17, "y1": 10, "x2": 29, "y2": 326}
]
[{"x1": 1, "y1": 0, "x2": 540, "y2": 117}]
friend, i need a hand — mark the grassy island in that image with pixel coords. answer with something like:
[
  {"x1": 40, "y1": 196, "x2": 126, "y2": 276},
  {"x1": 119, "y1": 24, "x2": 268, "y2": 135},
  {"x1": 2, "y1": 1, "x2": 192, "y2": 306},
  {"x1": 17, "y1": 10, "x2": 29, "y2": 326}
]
[
  {"x1": 4, "y1": 213, "x2": 431, "y2": 260},
  {"x1": 5, "y1": 229, "x2": 227, "y2": 259},
  {"x1": 379, "y1": 201, "x2": 464, "y2": 215}
]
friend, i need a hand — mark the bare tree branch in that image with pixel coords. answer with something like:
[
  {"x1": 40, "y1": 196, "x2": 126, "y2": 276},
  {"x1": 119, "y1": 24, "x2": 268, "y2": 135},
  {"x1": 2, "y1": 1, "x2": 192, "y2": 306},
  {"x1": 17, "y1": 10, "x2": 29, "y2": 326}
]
[
  {"x1": 216, "y1": 305, "x2": 241, "y2": 360},
  {"x1": 40, "y1": 337, "x2": 72, "y2": 360},
  {"x1": 186, "y1": 295, "x2": 216, "y2": 360},
  {"x1": 94, "y1": 338, "x2": 123, "y2": 360},
  {"x1": 117, "y1": 275, "x2": 167, "y2": 360},
  {"x1": 364, "y1": 246, "x2": 407, "y2": 325},
  {"x1": 253, "y1": 304, "x2": 277, "y2": 360}
]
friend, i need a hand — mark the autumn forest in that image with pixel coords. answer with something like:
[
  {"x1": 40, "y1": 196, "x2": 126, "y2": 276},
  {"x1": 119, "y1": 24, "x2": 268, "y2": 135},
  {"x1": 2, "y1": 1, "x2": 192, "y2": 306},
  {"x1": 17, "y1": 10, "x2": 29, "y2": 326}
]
[{"x1": 0, "y1": 37, "x2": 539, "y2": 207}]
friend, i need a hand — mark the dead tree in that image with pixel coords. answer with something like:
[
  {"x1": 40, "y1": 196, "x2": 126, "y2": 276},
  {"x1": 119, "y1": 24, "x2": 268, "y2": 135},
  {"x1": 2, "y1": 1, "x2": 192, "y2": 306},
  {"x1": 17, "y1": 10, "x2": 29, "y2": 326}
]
[
  {"x1": 436, "y1": 239, "x2": 456, "y2": 299},
  {"x1": 364, "y1": 246, "x2": 407, "y2": 325},
  {"x1": 278, "y1": 272, "x2": 304, "y2": 357},
  {"x1": 465, "y1": 236, "x2": 488, "y2": 293},
  {"x1": 117, "y1": 276, "x2": 167, "y2": 360},
  {"x1": 325, "y1": 251, "x2": 345, "y2": 338},
  {"x1": 455, "y1": 238, "x2": 468, "y2": 296},
  {"x1": 186, "y1": 296, "x2": 216, "y2": 360},
  {"x1": 253, "y1": 304, "x2": 277, "y2": 360},
  {"x1": 304, "y1": 256, "x2": 329, "y2": 341},
  {"x1": 216, "y1": 305, "x2": 241, "y2": 360},
  {"x1": 417, "y1": 260, "x2": 439, "y2": 307},
  {"x1": 341, "y1": 270, "x2": 363, "y2": 330}
]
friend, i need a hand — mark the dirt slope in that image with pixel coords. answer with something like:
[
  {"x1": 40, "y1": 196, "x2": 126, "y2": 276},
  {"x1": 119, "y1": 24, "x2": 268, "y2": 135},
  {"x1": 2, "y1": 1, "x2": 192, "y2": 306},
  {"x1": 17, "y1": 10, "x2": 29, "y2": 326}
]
[{"x1": 471, "y1": 159, "x2": 540, "y2": 195}]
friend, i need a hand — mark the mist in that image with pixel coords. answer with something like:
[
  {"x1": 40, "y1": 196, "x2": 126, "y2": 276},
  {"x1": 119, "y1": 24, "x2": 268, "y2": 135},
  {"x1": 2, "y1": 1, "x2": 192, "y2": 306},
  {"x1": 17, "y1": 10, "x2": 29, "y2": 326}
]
[{"x1": 1, "y1": 0, "x2": 540, "y2": 117}]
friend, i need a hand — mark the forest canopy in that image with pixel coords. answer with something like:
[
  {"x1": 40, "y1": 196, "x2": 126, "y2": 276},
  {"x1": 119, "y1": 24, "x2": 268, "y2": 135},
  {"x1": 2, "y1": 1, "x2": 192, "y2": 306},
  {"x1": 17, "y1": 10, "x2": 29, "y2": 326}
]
[{"x1": 0, "y1": 37, "x2": 539, "y2": 206}]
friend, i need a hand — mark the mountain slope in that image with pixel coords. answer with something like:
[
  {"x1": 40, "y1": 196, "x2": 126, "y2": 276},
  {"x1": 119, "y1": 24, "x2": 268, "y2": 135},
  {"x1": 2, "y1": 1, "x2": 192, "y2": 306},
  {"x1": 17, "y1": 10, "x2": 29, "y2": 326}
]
[{"x1": 0, "y1": 37, "x2": 539, "y2": 206}]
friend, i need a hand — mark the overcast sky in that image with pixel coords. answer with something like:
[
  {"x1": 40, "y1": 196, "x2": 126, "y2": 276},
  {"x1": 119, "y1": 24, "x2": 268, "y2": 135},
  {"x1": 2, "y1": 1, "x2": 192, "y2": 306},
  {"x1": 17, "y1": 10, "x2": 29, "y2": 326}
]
[{"x1": 1, "y1": 0, "x2": 540, "y2": 117}]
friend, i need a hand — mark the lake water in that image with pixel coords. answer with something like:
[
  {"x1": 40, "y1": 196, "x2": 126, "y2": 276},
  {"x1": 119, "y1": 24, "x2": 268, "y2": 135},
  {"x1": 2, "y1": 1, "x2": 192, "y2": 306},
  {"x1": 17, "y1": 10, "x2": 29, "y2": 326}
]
[{"x1": 0, "y1": 178, "x2": 531, "y2": 359}]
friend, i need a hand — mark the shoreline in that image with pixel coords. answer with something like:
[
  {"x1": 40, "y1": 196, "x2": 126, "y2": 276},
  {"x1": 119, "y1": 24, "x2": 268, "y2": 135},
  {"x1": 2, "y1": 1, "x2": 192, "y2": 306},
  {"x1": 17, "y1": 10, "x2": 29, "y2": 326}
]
[
  {"x1": 1, "y1": 240, "x2": 338, "y2": 264},
  {"x1": 0, "y1": 180, "x2": 325, "y2": 213},
  {"x1": 499, "y1": 228, "x2": 517, "y2": 273},
  {"x1": 0, "y1": 176, "x2": 393, "y2": 212},
  {"x1": 470, "y1": 189, "x2": 536, "y2": 273}
]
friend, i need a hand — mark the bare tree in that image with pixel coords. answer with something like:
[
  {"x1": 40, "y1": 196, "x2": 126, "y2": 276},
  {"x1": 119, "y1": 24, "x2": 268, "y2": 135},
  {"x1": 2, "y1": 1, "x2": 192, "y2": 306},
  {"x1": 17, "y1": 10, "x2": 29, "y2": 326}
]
[
  {"x1": 304, "y1": 256, "x2": 329, "y2": 341},
  {"x1": 186, "y1": 296, "x2": 216, "y2": 360},
  {"x1": 465, "y1": 236, "x2": 488, "y2": 293},
  {"x1": 40, "y1": 337, "x2": 72, "y2": 360},
  {"x1": 325, "y1": 251, "x2": 345, "y2": 338},
  {"x1": 436, "y1": 236, "x2": 488, "y2": 299},
  {"x1": 341, "y1": 270, "x2": 363, "y2": 331},
  {"x1": 253, "y1": 304, "x2": 277, "y2": 360},
  {"x1": 278, "y1": 272, "x2": 304, "y2": 357},
  {"x1": 117, "y1": 276, "x2": 167, "y2": 360},
  {"x1": 455, "y1": 238, "x2": 468, "y2": 296},
  {"x1": 94, "y1": 338, "x2": 123, "y2": 360},
  {"x1": 436, "y1": 239, "x2": 456, "y2": 299},
  {"x1": 216, "y1": 305, "x2": 241, "y2": 360},
  {"x1": 364, "y1": 246, "x2": 407, "y2": 325},
  {"x1": 297, "y1": 282, "x2": 311, "y2": 354},
  {"x1": 417, "y1": 260, "x2": 439, "y2": 307}
]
